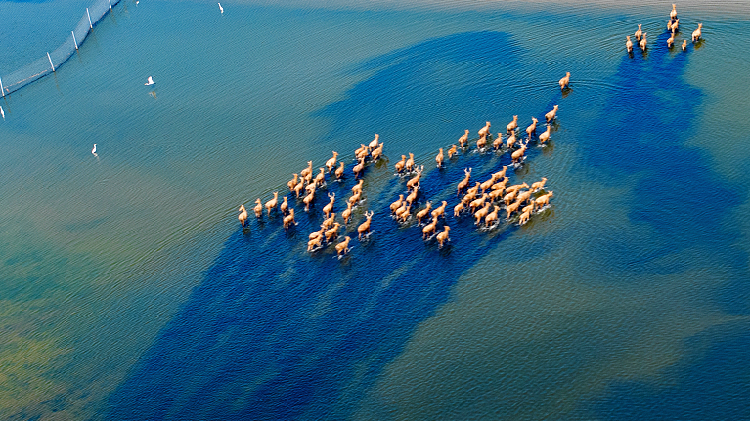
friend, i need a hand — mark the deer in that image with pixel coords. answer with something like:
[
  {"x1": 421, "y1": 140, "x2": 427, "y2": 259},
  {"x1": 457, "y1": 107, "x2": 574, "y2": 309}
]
[
  {"x1": 504, "y1": 190, "x2": 519, "y2": 206},
  {"x1": 454, "y1": 201, "x2": 465, "y2": 217},
  {"x1": 480, "y1": 173, "x2": 502, "y2": 194},
  {"x1": 280, "y1": 196, "x2": 289, "y2": 215},
  {"x1": 287, "y1": 173, "x2": 299, "y2": 192},
  {"x1": 395, "y1": 202, "x2": 410, "y2": 221},
  {"x1": 357, "y1": 211, "x2": 374, "y2": 240},
  {"x1": 456, "y1": 168, "x2": 472, "y2": 196},
  {"x1": 352, "y1": 157, "x2": 366, "y2": 179},
  {"x1": 474, "y1": 202, "x2": 491, "y2": 225},
  {"x1": 558, "y1": 72, "x2": 571, "y2": 90},
  {"x1": 406, "y1": 166, "x2": 423, "y2": 191},
  {"x1": 398, "y1": 205, "x2": 411, "y2": 223},
  {"x1": 470, "y1": 193, "x2": 489, "y2": 213},
  {"x1": 314, "y1": 167, "x2": 326, "y2": 187},
  {"x1": 545, "y1": 105, "x2": 559, "y2": 123},
  {"x1": 394, "y1": 155, "x2": 407, "y2": 173},
  {"x1": 626, "y1": 36, "x2": 633, "y2": 53},
  {"x1": 478, "y1": 121, "x2": 491, "y2": 138},
  {"x1": 506, "y1": 131, "x2": 518, "y2": 149},
  {"x1": 476, "y1": 133, "x2": 488, "y2": 150},
  {"x1": 371, "y1": 143, "x2": 384, "y2": 161},
  {"x1": 253, "y1": 198, "x2": 263, "y2": 218},
  {"x1": 303, "y1": 189, "x2": 315, "y2": 212},
  {"x1": 506, "y1": 199, "x2": 522, "y2": 219},
  {"x1": 305, "y1": 181, "x2": 317, "y2": 196},
  {"x1": 448, "y1": 144, "x2": 458, "y2": 159},
  {"x1": 640, "y1": 33, "x2": 647, "y2": 50},
  {"x1": 293, "y1": 180, "x2": 305, "y2": 198},
  {"x1": 390, "y1": 194, "x2": 404, "y2": 214},
  {"x1": 369, "y1": 133, "x2": 380, "y2": 149},
  {"x1": 516, "y1": 189, "x2": 533, "y2": 205},
  {"x1": 354, "y1": 143, "x2": 368, "y2": 159},
  {"x1": 531, "y1": 177, "x2": 548, "y2": 192},
  {"x1": 422, "y1": 215, "x2": 439, "y2": 239},
  {"x1": 405, "y1": 152, "x2": 416, "y2": 173},
  {"x1": 334, "y1": 162, "x2": 345, "y2": 180},
  {"x1": 511, "y1": 139, "x2": 528, "y2": 164},
  {"x1": 416, "y1": 201, "x2": 432, "y2": 224},
  {"x1": 435, "y1": 148, "x2": 444, "y2": 168},
  {"x1": 348, "y1": 190, "x2": 362, "y2": 207},
  {"x1": 669, "y1": 18, "x2": 680, "y2": 32},
  {"x1": 484, "y1": 205, "x2": 500, "y2": 228},
  {"x1": 526, "y1": 117, "x2": 539, "y2": 138},
  {"x1": 356, "y1": 146, "x2": 370, "y2": 161},
  {"x1": 518, "y1": 207, "x2": 532, "y2": 225},
  {"x1": 436, "y1": 226, "x2": 451, "y2": 248},
  {"x1": 670, "y1": 3, "x2": 677, "y2": 20},
  {"x1": 507, "y1": 115, "x2": 518, "y2": 134},
  {"x1": 351, "y1": 179, "x2": 364, "y2": 196},
  {"x1": 300, "y1": 161, "x2": 313, "y2": 180},
  {"x1": 335, "y1": 236, "x2": 351, "y2": 256},
  {"x1": 308, "y1": 235, "x2": 324, "y2": 252},
  {"x1": 322, "y1": 213, "x2": 336, "y2": 231},
  {"x1": 692, "y1": 23, "x2": 702, "y2": 42},
  {"x1": 325, "y1": 222, "x2": 341, "y2": 242},
  {"x1": 406, "y1": 186, "x2": 420, "y2": 207},
  {"x1": 494, "y1": 166, "x2": 508, "y2": 180},
  {"x1": 521, "y1": 202, "x2": 535, "y2": 216},
  {"x1": 431, "y1": 201, "x2": 448, "y2": 220},
  {"x1": 283, "y1": 208, "x2": 296, "y2": 229},
  {"x1": 325, "y1": 151, "x2": 338, "y2": 173},
  {"x1": 682, "y1": 39, "x2": 687, "y2": 51},
  {"x1": 667, "y1": 32, "x2": 675, "y2": 48},
  {"x1": 535, "y1": 191, "x2": 553, "y2": 208},
  {"x1": 323, "y1": 193, "x2": 336, "y2": 218},
  {"x1": 265, "y1": 192, "x2": 279, "y2": 216},
  {"x1": 342, "y1": 201, "x2": 354, "y2": 224},
  {"x1": 238, "y1": 205, "x2": 248, "y2": 227},
  {"x1": 458, "y1": 129, "x2": 469, "y2": 148},
  {"x1": 635, "y1": 23, "x2": 642, "y2": 41},
  {"x1": 538, "y1": 125, "x2": 552, "y2": 144},
  {"x1": 493, "y1": 133, "x2": 504, "y2": 150}
]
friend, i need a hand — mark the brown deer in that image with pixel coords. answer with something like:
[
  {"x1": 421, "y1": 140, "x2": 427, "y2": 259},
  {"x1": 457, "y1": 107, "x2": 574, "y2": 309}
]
[
  {"x1": 458, "y1": 129, "x2": 469, "y2": 148},
  {"x1": 238, "y1": 205, "x2": 248, "y2": 226},
  {"x1": 283, "y1": 208, "x2": 296, "y2": 229},
  {"x1": 546, "y1": 105, "x2": 559, "y2": 123},
  {"x1": 435, "y1": 148, "x2": 444, "y2": 168},
  {"x1": 416, "y1": 202, "x2": 432, "y2": 224},
  {"x1": 265, "y1": 192, "x2": 279, "y2": 216},
  {"x1": 558, "y1": 72, "x2": 571, "y2": 90},
  {"x1": 526, "y1": 117, "x2": 539, "y2": 138},
  {"x1": 254, "y1": 198, "x2": 263, "y2": 218},
  {"x1": 335, "y1": 236, "x2": 351, "y2": 256},
  {"x1": 506, "y1": 115, "x2": 518, "y2": 134},
  {"x1": 323, "y1": 193, "x2": 335, "y2": 218},
  {"x1": 431, "y1": 201, "x2": 448, "y2": 220},
  {"x1": 436, "y1": 226, "x2": 451, "y2": 248},
  {"x1": 357, "y1": 211, "x2": 374, "y2": 240},
  {"x1": 325, "y1": 152, "x2": 338, "y2": 173},
  {"x1": 456, "y1": 168, "x2": 472, "y2": 196}
]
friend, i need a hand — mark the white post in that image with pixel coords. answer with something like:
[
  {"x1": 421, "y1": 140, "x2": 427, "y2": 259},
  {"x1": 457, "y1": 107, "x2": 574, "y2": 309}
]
[
  {"x1": 48, "y1": 52, "x2": 55, "y2": 72},
  {"x1": 87, "y1": 8, "x2": 93, "y2": 29},
  {"x1": 72, "y1": 31, "x2": 78, "y2": 49},
  {"x1": 0, "y1": 76, "x2": 4, "y2": 97}
]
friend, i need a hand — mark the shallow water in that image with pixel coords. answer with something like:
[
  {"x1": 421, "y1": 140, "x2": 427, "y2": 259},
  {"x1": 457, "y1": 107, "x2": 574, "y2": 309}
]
[{"x1": 1, "y1": 1, "x2": 749, "y2": 420}]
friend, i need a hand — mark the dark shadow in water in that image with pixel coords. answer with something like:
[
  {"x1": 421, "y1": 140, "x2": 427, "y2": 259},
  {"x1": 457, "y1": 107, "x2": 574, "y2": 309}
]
[
  {"x1": 591, "y1": 320, "x2": 750, "y2": 420},
  {"x1": 575, "y1": 28, "x2": 750, "y2": 421},
  {"x1": 105, "y1": 31, "x2": 545, "y2": 421},
  {"x1": 576, "y1": 30, "x2": 746, "y2": 286}
]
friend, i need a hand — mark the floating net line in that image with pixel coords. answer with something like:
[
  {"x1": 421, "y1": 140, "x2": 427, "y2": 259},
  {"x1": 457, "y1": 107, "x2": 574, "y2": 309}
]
[{"x1": 0, "y1": 0, "x2": 120, "y2": 97}]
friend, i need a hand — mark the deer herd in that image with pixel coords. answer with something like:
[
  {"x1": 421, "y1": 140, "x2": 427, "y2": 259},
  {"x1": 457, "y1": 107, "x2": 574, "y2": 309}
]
[
  {"x1": 237, "y1": 78, "x2": 569, "y2": 258},
  {"x1": 626, "y1": 4, "x2": 703, "y2": 54}
]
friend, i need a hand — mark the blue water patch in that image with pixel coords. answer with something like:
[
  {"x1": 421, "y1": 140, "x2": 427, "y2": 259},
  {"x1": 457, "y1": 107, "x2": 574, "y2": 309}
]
[{"x1": 104, "y1": 30, "x2": 545, "y2": 421}]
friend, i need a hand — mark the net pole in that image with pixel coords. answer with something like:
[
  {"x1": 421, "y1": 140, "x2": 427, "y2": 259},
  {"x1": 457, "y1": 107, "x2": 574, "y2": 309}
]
[
  {"x1": 87, "y1": 8, "x2": 93, "y2": 29},
  {"x1": 48, "y1": 52, "x2": 55, "y2": 72},
  {"x1": 0, "y1": 76, "x2": 5, "y2": 97},
  {"x1": 72, "y1": 31, "x2": 79, "y2": 49}
]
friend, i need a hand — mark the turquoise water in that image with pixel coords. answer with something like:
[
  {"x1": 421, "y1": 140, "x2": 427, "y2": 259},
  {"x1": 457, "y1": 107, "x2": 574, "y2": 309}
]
[{"x1": 1, "y1": 1, "x2": 749, "y2": 420}]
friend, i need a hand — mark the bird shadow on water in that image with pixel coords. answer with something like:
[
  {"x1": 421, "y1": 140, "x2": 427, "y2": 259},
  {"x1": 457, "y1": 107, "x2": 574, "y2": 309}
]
[{"x1": 105, "y1": 30, "x2": 546, "y2": 421}]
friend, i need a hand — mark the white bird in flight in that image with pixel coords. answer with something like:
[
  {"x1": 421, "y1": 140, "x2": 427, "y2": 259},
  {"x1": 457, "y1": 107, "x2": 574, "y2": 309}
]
[
  {"x1": 218, "y1": 2, "x2": 223, "y2": 13},
  {"x1": 145, "y1": 76, "x2": 154, "y2": 86},
  {"x1": 0, "y1": 106, "x2": 4, "y2": 120},
  {"x1": 92, "y1": 144, "x2": 97, "y2": 155}
]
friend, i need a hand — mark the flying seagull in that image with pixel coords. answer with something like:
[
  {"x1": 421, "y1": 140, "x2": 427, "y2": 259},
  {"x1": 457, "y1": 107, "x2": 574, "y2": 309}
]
[
  {"x1": 218, "y1": 2, "x2": 223, "y2": 13},
  {"x1": 145, "y1": 76, "x2": 155, "y2": 86}
]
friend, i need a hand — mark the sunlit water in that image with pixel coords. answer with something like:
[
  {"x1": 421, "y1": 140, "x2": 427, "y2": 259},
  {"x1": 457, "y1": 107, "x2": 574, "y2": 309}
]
[{"x1": 1, "y1": 1, "x2": 749, "y2": 420}]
